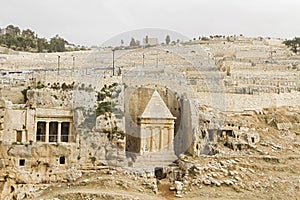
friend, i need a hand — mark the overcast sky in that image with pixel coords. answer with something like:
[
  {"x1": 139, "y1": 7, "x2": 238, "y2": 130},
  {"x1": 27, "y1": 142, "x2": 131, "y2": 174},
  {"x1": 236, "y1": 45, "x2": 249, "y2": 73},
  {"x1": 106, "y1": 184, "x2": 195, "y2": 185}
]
[{"x1": 1, "y1": 0, "x2": 300, "y2": 46}]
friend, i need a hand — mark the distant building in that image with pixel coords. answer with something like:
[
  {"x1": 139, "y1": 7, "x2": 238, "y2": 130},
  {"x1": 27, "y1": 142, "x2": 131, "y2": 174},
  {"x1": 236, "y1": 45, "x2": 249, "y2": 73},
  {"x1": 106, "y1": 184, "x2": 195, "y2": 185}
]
[
  {"x1": 143, "y1": 37, "x2": 158, "y2": 46},
  {"x1": 0, "y1": 27, "x2": 16, "y2": 35}
]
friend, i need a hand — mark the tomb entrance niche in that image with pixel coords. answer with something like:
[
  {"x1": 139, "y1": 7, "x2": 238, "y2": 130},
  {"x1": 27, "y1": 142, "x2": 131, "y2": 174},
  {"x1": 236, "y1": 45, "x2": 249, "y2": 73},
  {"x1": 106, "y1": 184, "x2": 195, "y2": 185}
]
[
  {"x1": 138, "y1": 90, "x2": 176, "y2": 154},
  {"x1": 125, "y1": 87, "x2": 180, "y2": 154}
]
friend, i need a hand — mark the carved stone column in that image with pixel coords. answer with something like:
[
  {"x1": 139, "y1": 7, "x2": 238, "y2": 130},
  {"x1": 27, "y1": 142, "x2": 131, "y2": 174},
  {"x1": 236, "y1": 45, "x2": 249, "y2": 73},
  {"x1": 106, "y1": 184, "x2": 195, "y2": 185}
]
[
  {"x1": 45, "y1": 121, "x2": 49, "y2": 143},
  {"x1": 139, "y1": 124, "x2": 146, "y2": 154},
  {"x1": 169, "y1": 127, "x2": 174, "y2": 151},
  {"x1": 57, "y1": 122, "x2": 62, "y2": 143},
  {"x1": 160, "y1": 127, "x2": 163, "y2": 150}
]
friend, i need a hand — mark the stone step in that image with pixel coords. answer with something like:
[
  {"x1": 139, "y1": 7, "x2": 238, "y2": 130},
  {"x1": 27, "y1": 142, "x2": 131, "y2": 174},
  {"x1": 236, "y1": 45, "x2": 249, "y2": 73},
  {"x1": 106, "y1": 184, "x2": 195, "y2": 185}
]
[
  {"x1": 134, "y1": 156, "x2": 177, "y2": 163},
  {"x1": 134, "y1": 157, "x2": 177, "y2": 164},
  {"x1": 132, "y1": 150, "x2": 178, "y2": 169},
  {"x1": 133, "y1": 160, "x2": 176, "y2": 168},
  {"x1": 133, "y1": 162, "x2": 173, "y2": 169}
]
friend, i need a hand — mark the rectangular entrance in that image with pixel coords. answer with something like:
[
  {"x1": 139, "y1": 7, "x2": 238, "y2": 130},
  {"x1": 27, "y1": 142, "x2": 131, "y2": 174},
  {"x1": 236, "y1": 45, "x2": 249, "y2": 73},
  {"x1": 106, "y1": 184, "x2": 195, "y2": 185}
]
[
  {"x1": 36, "y1": 122, "x2": 46, "y2": 142},
  {"x1": 49, "y1": 122, "x2": 58, "y2": 142},
  {"x1": 61, "y1": 122, "x2": 70, "y2": 142}
]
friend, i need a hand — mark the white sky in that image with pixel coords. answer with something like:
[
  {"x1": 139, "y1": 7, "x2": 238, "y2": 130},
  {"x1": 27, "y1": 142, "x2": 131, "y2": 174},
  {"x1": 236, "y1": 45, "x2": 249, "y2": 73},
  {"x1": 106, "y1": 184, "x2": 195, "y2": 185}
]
[{"x1": 1, "y1": 0, "x2": 299, "y2": 46}]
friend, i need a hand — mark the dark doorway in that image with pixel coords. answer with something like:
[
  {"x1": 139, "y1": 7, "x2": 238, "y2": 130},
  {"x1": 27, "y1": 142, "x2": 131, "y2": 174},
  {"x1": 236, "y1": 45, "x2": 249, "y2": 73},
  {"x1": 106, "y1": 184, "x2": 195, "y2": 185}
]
[
  {"x1": 155, "y1": 167, "x2": 166, "y2": 180},
  {"x1": 226, "y1": 130, "x2": 233, "y2": 137},
  {"x1": 36, "y1": 122, "x2": 46, "y2": 142},
  {"x1": 16, "y1": 131, "x2": 22, "y2": 142},
  {"x1": 19, "y1": 159, "x2": 25, "y2": 166},
  {"x1": 59, "y1": 156, "x2": 65, "y2": 164},
  {"x1": 61, "y1": 122, "x2": 70, "y2": 142},
  {"x1": 49, "y1": 122, "x2": 58, "y2": 142}
]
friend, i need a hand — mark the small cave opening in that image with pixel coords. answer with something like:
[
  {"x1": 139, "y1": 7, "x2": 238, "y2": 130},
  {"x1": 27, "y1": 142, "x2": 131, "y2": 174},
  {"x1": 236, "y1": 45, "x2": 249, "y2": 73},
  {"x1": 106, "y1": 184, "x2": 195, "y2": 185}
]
[
  {"x1": 155, "y1": 167, "x2": 166, "y2": 180},
  {"x1": 59, "y1": 156, "x2": 65, "y2": 165},
  {"x1": 10, "y1": 186, "x2": 15, "y2": 193},
  {"x1": 19, "y1": 159, "x2": 25, "y2": 166}
]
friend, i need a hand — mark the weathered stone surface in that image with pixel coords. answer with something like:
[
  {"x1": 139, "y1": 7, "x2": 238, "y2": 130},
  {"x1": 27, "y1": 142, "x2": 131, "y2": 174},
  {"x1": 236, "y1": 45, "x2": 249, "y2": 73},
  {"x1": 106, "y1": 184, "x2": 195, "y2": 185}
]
[{"x1": 0, "y1": 37, "x2": 300, "y2": 199}]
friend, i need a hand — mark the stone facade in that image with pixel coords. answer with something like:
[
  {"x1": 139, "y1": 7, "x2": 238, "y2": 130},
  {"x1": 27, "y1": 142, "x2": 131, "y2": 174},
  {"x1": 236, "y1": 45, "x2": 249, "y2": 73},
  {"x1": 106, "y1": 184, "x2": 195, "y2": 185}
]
[
  {"x1": 138, "y1": 91, "x2": 176, "y2": 154},
  {"x1": 0, "y1": 36, "x2": 299, "y2": 198},
  {"x1": 0, "y1": 100, "x2": 75, "y2": 145}
]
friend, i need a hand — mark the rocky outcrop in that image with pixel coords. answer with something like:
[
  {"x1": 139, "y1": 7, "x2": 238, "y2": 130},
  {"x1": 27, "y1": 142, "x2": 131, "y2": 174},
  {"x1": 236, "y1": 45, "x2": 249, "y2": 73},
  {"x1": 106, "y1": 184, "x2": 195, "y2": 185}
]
[{"x1": 27, "y1": 88, "x2": 72, "y2": 109}]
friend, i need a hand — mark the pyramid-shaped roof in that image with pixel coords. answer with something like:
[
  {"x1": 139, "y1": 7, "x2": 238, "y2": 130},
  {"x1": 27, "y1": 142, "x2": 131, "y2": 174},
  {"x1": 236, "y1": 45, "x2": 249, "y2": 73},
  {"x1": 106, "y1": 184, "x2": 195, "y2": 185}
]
[{"x1": 140, "y1": 90, "x2": 175, "y2": 119}]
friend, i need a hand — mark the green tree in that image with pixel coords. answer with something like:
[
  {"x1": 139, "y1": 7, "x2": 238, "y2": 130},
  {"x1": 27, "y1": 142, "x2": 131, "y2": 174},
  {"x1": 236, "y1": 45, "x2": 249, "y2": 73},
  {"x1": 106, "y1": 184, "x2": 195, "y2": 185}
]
[
  {"x1": 4, "y1": 33, "x2": 15, "y2": 48},
  {"x1": 22, "y1": 29, "x2": 35, "y2": 39},
  {"x1": 24, "y1": 37, "x2": 36, "y2": 50},
  {"x1": 49, "y1": 35, "x2": 67, "y2": 52},
  {"x1": 0, "y1": 25, "x2": 83, "y2": 53},
  {"x1": 129, "y1": 37, "x2": 136, "y2": 46},
  {"x1": 37, "y1": 38, "x2": 49, "y2": 52},
  {"x1": 6, "y1": 25, "x2": 21, "y2": 35},
  {"x1": 165, "y1": 35, "x2": 170, "y2": 45},
  {"x1": 16, "y1": 36, "x2": 25, "y2": 51},
  {"x1": 283, "y1": 37, "x2": 300, "y2": 54}
]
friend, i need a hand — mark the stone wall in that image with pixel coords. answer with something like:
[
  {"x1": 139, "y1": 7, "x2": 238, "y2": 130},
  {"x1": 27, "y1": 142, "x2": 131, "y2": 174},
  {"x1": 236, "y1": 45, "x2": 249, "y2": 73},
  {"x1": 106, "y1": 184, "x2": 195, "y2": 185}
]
[{"x1": 195, "y1": 91, "x2": 300, "y2": 112}]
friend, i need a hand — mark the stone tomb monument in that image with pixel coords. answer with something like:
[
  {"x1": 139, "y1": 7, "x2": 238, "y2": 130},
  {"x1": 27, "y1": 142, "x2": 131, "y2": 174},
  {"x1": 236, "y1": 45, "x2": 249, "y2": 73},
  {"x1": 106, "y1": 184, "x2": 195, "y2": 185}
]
[{"x1": 138, "y1": 90, "x2": 176, "y2": 154}]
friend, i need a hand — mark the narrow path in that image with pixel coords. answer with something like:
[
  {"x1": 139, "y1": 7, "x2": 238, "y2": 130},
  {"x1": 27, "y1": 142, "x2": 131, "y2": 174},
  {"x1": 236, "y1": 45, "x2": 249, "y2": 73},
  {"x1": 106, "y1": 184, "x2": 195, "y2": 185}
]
[{"x1": 31, "y1": 186, "x2": 164, "y2": 200}]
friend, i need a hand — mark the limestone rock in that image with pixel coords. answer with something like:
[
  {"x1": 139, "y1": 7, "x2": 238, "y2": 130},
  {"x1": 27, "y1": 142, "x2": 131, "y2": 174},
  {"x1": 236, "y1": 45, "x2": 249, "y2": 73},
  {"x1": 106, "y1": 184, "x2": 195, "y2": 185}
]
[
  {"x1": 203, "y1": 179, "x2": 211, "y2": 185},
  {"x1": 175, "y1": 181, "x2": 183, "y2": 193},
  {"x1": 223, "y1": 180, "x2": 234, "y2": 185}
]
